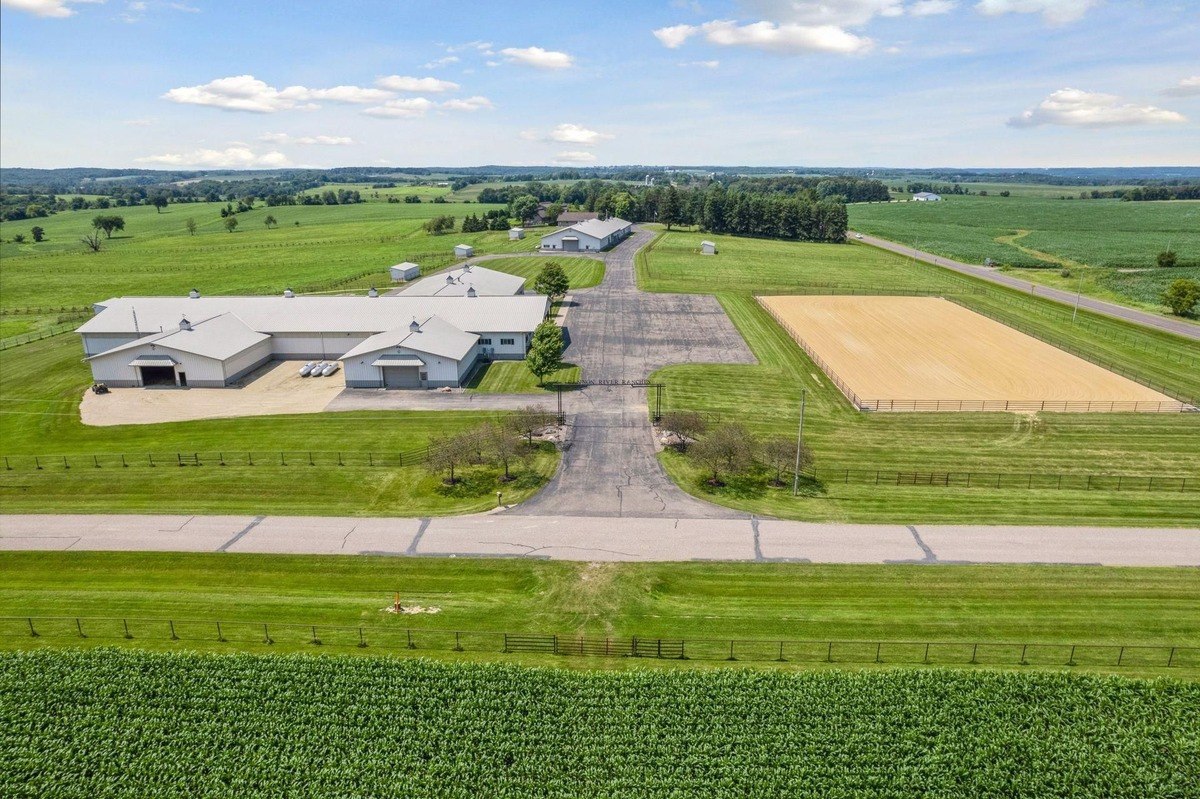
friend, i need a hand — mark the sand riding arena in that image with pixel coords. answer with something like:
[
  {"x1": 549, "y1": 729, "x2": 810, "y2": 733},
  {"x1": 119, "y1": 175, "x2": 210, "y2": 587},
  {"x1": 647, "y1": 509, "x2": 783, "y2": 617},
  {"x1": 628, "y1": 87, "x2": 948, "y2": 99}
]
[{"x1": 759, "y1": 295, "x2": 1190, "y2": 413}]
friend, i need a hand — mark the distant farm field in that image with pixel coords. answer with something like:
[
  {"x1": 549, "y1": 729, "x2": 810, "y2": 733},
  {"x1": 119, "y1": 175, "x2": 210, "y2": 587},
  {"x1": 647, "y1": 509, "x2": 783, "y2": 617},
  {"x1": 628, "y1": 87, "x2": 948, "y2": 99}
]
[
  {"x1": 5, "y1": 649, "x2": 1197, "y2": 798},
  {"x1": 847, "y1": 195, "x2": 1200, "y2": 314},
  {"x1": 643, "y1": 230, "x2": 1200, "y2": 525}
]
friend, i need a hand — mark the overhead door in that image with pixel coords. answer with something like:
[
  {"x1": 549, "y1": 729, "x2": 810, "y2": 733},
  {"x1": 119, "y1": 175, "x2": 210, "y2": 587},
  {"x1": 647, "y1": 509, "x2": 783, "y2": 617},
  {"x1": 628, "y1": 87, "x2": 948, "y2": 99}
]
[
  {"x1": 562, "y1": 236, "x2": 579, "y2": 252},
  {"x1": 382, "y1": 366, "x2": 421, "y2": 389},
  {"x1": 139, "y1": 366, "x2": 176, "y2": 386}
]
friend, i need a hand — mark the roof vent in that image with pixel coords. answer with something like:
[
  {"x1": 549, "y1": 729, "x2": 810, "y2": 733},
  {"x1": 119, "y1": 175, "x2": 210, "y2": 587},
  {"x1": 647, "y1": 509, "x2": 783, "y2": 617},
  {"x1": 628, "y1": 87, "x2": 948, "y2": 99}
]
[
  {"x1": 446, "y1": 274, "x2": 455, "y2": 283},
  {"x1": 179, "y1": 317, "x2": 192, "y2": 331},
  {"x1": 463, "y1": 264, "x2": 471, "y2": 272},
  {"x1": 283, "y1": 288, "x2": 295, "y2": 298},
  {"x1": 409, "y1": 318, "x2": 421, "y2": 333},
  {"x1": 466, "y1": 286, "x2": 477, "y2": 298},
  {"x1": 188, "y1": 288, "x2": 200, "y2": 299},
  {"x1": 368, "y1": 287, "x2": 379, "y2": 298}
]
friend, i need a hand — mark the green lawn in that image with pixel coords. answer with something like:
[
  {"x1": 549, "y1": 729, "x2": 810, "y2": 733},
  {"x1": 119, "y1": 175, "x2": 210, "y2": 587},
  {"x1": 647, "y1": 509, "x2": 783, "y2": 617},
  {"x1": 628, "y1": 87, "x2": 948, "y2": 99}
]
[
  {"x1": 479, "y1": 256, "x2": 605, "y2": 291},
  {"x1": 3, "y1": 551, "x2": 1198, "y2": 678},
  {"x1": 643, "y1": 231, "x2": 1200, "y2": 526},
  {"x1": 0, "y1": 200, "x2": 532, "y2": 314},
  {"x1": 0, "y1": 335, "x2": 557, "y2": 515},
  {"x1": 465, "y1": 360, "x2": 580, "y2": 393},
  {"x1": 848, "y1": 195, "x2": 1200, "y2": 315}
]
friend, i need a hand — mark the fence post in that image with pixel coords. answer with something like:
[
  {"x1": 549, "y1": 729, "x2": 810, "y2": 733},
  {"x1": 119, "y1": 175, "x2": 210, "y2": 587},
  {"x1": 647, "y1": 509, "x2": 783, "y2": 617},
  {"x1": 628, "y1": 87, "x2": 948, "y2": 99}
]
[
  {"x1": 358, "y1": 627, "x2": 367, "y2": 648},
  {"x1": 1020, "y1": 644, "x2": 1028, "y2": 665},
  {"x1": 169, "y1": 620, "x2": 178, "y2": 640},
  {"x1": 454, "y1": 631, "x2": 463, "y2": 651},
  {"x1": 94, "y1": 455, "x2": 100, "y2": 468},
  {"x1": 777, "y1": 641, "x2": 785, "y2": 662},
  {"x1": 969, "y1": 643, "x2": 978, "y2": 664},
  {"x1": 503, "y1": 633, "x2": 509, "y2": 653},
  {"x1": 123, "y1": 619, "x2": 132, "y2": 639},
  {"x1": 1116, "y1": 646, "x2": 1124, "y2": 666},
  {"x1": 727, "y1": 640, "x2": 736, "y2": 661},
  {"x1": 1167, "y1": 647, "x2": 1176, "y2": 668},
  {"x1": 875, "y1": 642, "x2": 881, "y2": 663},
  {"x1": 121, "y1": 454, "x2": 127, "y2": 468},
  {"x1": 1067, "y1": 644, "x2": 1076, "y2": 666},
  {"x1": 310, "y1": 626, "x2": 321, "y2": 645},
  {"x1": 177, "y1": 452, "x2": 183, "y2": 467},
  {"x1": 826, "y1": 641, "x2": 833, "y2": 662},
  {"x1": 35, "y1": 456, "x2": 41, "y2": 470},
  {"x1": 27, "y1": 617, "x2": 37, "y2": 637},
  {"x1": 76, "y1": 618, "x2": 85, "y2": 638},
  {"x1": 309, "y1": 451, "x2": 314, "y2": 466},
  {"x1": 407, "y1": 629, "x2": 415, "y2": 649},
  {"x1": 263, "y1": 623, "x2": 273, "y2": 644},
  {"x1": 923, "y1": 643, "x2": 929, "y2": 664}
]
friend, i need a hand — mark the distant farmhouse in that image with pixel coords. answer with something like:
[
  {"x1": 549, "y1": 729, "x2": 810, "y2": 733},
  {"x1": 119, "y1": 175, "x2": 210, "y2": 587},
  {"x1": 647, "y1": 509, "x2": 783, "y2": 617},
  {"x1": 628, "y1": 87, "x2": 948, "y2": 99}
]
[
  {"x1": 78, "y1": 291, "x2": 548, "y2": 390},
  {"x1": 394, "y1": 264, "x2": 526, "y2": 298},
  {"x1": 912, "y1": 192, "x2": 942, "y2": 202},
  {"x1": 555, "y1": 210, "x2": 599, "y2": 226},
  {"x1": 540, "y1": 217, "x2": 633, "y2": 252}
]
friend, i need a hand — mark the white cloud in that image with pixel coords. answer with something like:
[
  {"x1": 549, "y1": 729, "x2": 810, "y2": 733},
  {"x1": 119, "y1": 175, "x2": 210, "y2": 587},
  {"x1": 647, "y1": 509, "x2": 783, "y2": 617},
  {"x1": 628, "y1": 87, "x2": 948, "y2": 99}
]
[
  {"x1": 122, "y1": 117, "x2": 155, "y2": 126},
  {"x1": 439, "y1": 95, "x2": 494, "y2": 111},
  {"x1": 375, "y1": 75, "x2": 460, "y2": 93},
  {"x1": 259, "y1": 132, "x2": 354, "y2": 146},
  {"x1": 547, "y1": 123, "x2": 614, "y2": 145},
  {"x1": 445, "y1": 40, "x2": 492, "y2": 53},
  {"x1": 975, "y1": 0, "x2": 1097, "y2": 24},
  {"x1": 423, "y1": 55, "x2": 460, "y2": 69},
  {"x1": 1, "y1": 0, "x2": 102, "y2": 17},
  {"x1": 741, "y1": 0, "x2": 903, "y2": 26},
  {"x1": 1162, "y1": 76, "x2": 1200, "y2": 98},
  {"x1": 499, "y1": 46, "x2": 574, "y2": 70},
  {"x1": 655, "y1": 20, "x2": 873, "y2": 54},
  {"x1": 306, "y1": 85, "x2": 392, "y2": 104},
  {"x1": 136, "y1": 146, "x2": 291, "y2": 168},
  {"x1": 162, "y1": 75, "x2": 393, "y2": 112},
  {"x1": 362, "y1": 97, "x2": 436, "y2": 118},
  {"x1": 679, "y1": 60, "x2": 721, "y2": 68},
  {"x1": 1008, "y1": 88, "x2": 1187, "y2": 128},
  {"x1": 555, "y1": 151, "x2": 597, "y2": 164},
  {"x1": 909, "y1": 0, "x2": 958, "y2": 16}
]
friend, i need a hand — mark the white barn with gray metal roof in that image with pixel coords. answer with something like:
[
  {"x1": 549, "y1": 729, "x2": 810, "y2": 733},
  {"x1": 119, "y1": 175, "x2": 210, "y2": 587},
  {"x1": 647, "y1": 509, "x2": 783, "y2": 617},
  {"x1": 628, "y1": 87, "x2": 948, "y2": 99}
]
[
  {"x1": 540, "y1": 217, "x2": 632, "y2": 252},
  {"x1": 79, "y1": 291, "x2": 549, "y2": 389}
]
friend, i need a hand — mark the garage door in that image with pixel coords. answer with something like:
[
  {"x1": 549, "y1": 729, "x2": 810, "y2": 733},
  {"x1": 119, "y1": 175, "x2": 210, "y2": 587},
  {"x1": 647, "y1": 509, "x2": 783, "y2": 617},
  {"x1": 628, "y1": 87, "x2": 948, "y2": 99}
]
[
  {"x1": 562, "y1": 237, "x2": 579, "y2": 252},
  {"x1": 382, "y1": 366, "x2": 421, "y2": 389},
  {"x1": 139, "y1": 366, "x2": 176, "y2": 386}
]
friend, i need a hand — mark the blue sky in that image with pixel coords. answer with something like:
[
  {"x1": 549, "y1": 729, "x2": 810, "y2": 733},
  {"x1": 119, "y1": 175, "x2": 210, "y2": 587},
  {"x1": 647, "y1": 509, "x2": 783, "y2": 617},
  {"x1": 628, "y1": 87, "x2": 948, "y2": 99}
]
[{"x1": 2, "y1": 0, "x2": 1197, "y2": 168}]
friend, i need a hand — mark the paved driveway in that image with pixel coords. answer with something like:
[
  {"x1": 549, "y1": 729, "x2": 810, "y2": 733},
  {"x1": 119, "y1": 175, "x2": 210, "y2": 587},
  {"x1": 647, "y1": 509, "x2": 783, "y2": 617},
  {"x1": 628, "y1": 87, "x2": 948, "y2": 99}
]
[{"x1": 511, "y1": 229, "x2": 755, "y2": 519}]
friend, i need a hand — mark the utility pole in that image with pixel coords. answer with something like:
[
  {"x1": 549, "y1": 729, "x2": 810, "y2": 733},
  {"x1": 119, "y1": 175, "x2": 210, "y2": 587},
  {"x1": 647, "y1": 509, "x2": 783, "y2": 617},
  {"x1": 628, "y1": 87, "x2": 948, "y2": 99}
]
[{"x1": 792, "y1": 389, "x2": 807, "y2": 497}]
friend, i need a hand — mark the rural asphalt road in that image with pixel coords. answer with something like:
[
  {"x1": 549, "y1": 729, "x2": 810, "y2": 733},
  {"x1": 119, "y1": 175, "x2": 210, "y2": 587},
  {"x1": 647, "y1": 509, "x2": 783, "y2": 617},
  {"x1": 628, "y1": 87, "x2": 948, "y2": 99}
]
[
  {"x1": 3, "y1": 514, "x2": 1197, "y2": 566},
  {"x1": 850, "y1": 231, "x2": 1200, "y2": 341}
]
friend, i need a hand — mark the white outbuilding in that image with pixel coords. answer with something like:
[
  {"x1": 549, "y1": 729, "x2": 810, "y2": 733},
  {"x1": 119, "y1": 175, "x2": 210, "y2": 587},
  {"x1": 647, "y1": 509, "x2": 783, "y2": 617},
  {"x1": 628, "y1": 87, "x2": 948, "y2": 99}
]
[
  {"x1": 700, "y1": 240, "x2": 717, "y2": 255},
  {"x1": 540, "y1": 217, "x2": 632, "y2": 252},
  {"x1": 390, "y1": 262, "x2": 421, "y2": 282},
  {"x1": 78, "y1": 292, "x2": 549, "y2": 389},
  {"x1": 454, "y1": 243, "x2": 474, "y2": 258},
  {"x1": 509, "y1": 227, "x2": 525, "y2": 240},
  {"x1": 912, "y1": 192, "x2": 942, "y2": 202}
]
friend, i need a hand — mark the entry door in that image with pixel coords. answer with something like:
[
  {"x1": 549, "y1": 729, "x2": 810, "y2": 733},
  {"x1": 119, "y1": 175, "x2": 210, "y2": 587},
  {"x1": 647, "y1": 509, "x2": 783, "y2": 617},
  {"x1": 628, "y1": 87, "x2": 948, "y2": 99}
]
[{"x1": 178, "y1": 372, "x2": 187, "y2": 387}]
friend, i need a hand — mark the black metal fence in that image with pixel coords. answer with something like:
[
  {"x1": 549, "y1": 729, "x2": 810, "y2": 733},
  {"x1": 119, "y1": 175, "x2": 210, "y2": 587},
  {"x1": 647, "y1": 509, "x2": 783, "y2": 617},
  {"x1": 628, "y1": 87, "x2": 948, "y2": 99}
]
[
  {"x1": 5, "y1": 615, "x2": 1195, "y2": 670},
  {"x1": 0, "y1": 448, "x2": 431, "y2": 471},
  {"x1": 0, "y1": 320, "x2": 85, "y2": 351}
]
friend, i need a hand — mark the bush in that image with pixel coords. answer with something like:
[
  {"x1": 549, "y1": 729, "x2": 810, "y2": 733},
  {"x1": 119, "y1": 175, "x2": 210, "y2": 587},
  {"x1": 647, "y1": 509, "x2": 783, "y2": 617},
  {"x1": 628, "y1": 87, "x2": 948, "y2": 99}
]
[
  {"x1": 1162, "y1": 278, "x2": 1199, "y2": 316},
  {"x1": 1157, "y1": 250, "x2": 1178, "y2": 268}
]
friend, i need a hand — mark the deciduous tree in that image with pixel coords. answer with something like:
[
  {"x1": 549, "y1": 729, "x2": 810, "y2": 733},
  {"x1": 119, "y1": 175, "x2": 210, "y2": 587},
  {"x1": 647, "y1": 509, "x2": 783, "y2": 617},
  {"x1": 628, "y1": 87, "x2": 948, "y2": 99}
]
[
  {"x1": 525, "y1": 321, "x2": 564, "y2": 385},
  {"x1": 509, "y1": 405, "x2": 554, "y2": 445},
  {"x1": 185, "y1": 218, "x2": 197, "y2": 236},
  {"x1": 1163, "y1": 278, "x2": 1199, "y2": 316},
  {"x1": 92, "y1": 214, "x2": 125, "y2": 239},
  {"x1": 533, "y1": 262, "x2": 569, "y2": 300},
  {"x1": 690, "y1": 423, "x2": 754, "y2": 486}
]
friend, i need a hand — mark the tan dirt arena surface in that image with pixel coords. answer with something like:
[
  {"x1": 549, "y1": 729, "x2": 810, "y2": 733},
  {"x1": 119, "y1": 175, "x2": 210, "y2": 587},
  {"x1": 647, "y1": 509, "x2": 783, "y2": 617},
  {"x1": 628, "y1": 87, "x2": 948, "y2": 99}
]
[
  {"x1": 759, "y1": 295, "x2": 1176, "y2": 409},
  {"x1": 80, "y1": 361, "x2": 345, "y2": 426}
]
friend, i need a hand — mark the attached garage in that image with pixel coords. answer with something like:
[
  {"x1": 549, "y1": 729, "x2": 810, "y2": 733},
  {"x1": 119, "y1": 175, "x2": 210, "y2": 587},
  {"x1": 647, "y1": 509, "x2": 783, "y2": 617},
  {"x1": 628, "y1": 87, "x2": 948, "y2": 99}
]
[{"x1": 374, "y1": 356, "x2": 425, "y2": 388}]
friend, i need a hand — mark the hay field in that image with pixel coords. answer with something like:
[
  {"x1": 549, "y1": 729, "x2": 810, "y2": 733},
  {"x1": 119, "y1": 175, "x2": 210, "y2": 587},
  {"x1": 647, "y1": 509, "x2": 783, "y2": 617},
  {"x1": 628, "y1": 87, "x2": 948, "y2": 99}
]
[{"x1": 759, "y1": 295, "x2": 1176, "y2": 410}]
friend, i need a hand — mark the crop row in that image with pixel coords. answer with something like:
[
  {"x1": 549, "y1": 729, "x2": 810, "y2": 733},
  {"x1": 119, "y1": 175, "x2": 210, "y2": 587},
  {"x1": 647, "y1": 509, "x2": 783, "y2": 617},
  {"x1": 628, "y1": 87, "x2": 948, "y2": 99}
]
[{"x1": 2, "y1": 649, "x2": 1197, "y2": 798}]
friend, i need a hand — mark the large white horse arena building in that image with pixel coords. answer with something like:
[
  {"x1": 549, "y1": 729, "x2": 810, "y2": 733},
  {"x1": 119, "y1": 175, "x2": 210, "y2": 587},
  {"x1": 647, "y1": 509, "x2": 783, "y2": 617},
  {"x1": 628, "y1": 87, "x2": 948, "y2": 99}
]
[{"x1": 77, "y1": 292, "x2": 549, "y2": 390}]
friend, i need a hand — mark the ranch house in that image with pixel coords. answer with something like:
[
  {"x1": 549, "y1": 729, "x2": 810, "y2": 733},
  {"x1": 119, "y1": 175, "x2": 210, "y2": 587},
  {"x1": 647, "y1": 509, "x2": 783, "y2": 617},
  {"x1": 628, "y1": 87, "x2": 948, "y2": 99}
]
[
  {"x1": 912, "y1": 192, "x2": 942, "y2": 202},
  {"x1": 78, "y1": 291, "x2": 548, "y2": 390},
  {"x1": 540, "y1": 217, "x2": 632, "y2": 252}
]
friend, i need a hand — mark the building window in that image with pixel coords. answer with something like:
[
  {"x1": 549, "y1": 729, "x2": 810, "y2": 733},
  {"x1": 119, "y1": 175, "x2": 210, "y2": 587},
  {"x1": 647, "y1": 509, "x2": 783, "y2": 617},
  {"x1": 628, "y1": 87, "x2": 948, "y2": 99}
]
[
  {"x1": 500, "y1": 338, "x2": 515, "y2": 346},
  {"x1": 480, "y1": 338, "x2": 492, "y2": 345}
]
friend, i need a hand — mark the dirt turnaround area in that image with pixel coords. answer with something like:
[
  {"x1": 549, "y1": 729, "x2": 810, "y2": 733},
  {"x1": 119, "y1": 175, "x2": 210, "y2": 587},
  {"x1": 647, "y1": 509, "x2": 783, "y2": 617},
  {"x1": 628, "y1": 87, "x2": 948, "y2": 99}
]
[{"x1": 759, "y1": 295, "x2": 1178, "y2": 412}]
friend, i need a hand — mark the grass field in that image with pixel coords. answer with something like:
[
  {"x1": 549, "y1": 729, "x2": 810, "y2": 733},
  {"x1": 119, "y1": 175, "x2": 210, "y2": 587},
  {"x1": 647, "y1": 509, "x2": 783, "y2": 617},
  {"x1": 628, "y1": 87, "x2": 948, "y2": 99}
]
[
  {"x1": 0, "y1": 336, "x2": 557, "y2": 514},
  {"x1": 465, "y1": 360, "x2": 580, "y2": 393},
  {"x1": 642, "y1": 231, "x2": 1200, "y2": 525},
  {"x1": 0, "y1": 200, "x2": 531, "y2": 313},
  {"x1": 5, "y1": 650, "x2": 1196, "y2": 798},
  {"x1": 473, "y1": 256, "x2": 605, "y2": 291},
  {"x1": 848, "y1": 195, "x2": 1200, "y2": 315},
  {"x1": 3, "y1": 551, "x2": 1198, "y2": 678}
]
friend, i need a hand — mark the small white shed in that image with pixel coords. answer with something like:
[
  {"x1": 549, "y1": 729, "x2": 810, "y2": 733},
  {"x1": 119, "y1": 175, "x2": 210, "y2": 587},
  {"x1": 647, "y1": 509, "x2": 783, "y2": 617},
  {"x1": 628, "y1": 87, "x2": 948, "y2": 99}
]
[
  {"x1": 390, "y1": 262, "x2": 420, "y2": 282},
  {"x1": 454, "y1": 243, "x2": 474, "y2": 258},
  {"x1": 509, "y1": 228, "x2": 525, "y2": 241},
  {"x1": 700, "y1": 240, "x2": 717, "y2": 255}
]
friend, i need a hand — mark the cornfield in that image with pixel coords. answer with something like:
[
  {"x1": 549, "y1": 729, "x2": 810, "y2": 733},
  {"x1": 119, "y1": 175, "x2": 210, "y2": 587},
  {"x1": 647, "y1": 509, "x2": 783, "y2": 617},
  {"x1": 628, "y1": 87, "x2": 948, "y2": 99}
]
[{"x1": 2, "y1": 648, "x2": 1197, "y2": 798}]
